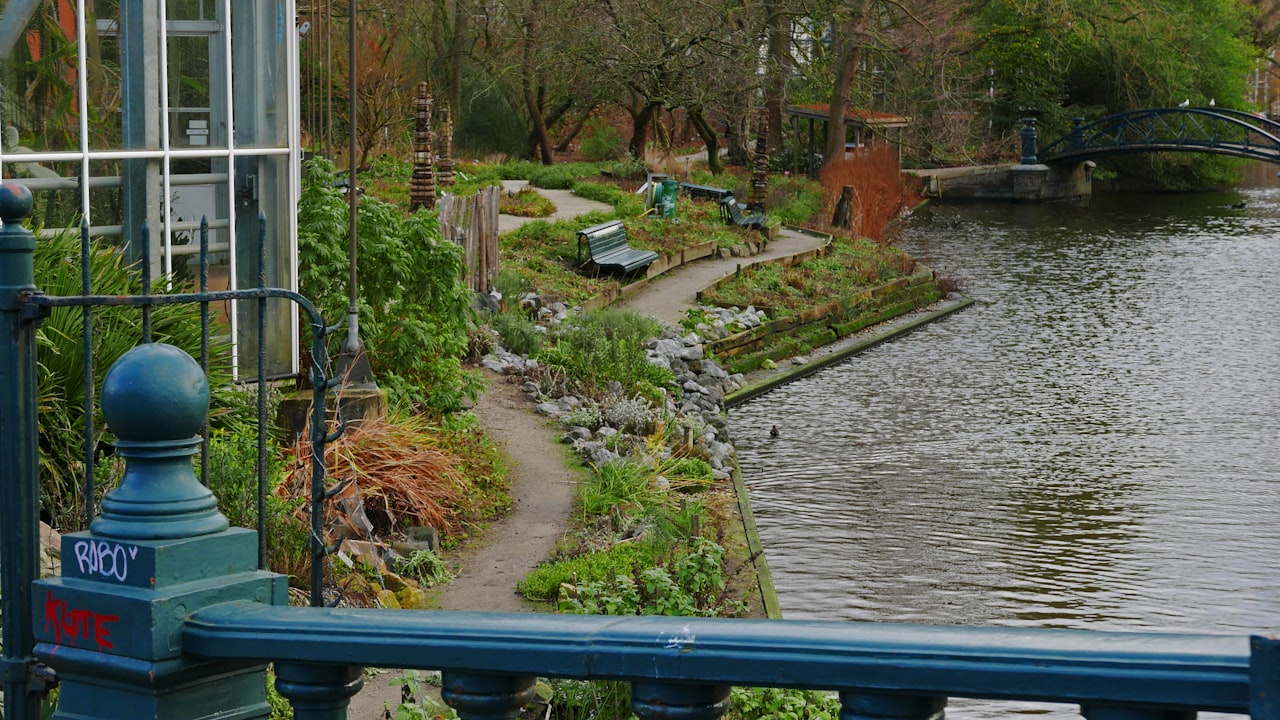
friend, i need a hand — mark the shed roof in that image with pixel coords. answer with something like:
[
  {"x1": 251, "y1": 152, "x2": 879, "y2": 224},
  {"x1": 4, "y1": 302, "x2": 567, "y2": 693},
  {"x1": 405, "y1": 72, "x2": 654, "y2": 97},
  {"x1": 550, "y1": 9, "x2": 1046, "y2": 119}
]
[{"x1": 787, "y1": 104, "x2": 911, "y2": 129}]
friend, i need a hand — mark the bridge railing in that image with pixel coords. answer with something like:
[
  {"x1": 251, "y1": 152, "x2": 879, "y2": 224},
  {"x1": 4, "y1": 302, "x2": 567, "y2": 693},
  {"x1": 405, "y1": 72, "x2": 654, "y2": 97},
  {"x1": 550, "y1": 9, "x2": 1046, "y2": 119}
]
[
  {"x1": 6, "y1": 179, "x2": 1279, "y2": 720},
  {"x1": 1039, "y1": 108, "x2": 1280, "y2": 164}
]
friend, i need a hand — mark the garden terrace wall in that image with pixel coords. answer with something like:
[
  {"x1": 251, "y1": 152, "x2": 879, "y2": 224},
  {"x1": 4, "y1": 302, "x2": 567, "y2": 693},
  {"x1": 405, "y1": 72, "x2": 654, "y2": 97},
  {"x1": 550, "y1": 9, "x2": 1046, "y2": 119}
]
[{"x1": 704, "y1": 268, "x2": 942, "y2": 375}]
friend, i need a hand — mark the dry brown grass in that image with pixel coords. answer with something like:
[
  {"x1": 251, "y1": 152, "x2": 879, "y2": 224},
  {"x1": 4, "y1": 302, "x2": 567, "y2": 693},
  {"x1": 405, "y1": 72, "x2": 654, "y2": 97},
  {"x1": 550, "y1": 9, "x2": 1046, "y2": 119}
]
[
  {"x1": 282, "y1": 413, "x2": 470, "y2": 540},
  {"x1": 818, "y1": 145, "x2": 919, "y2": 240}
]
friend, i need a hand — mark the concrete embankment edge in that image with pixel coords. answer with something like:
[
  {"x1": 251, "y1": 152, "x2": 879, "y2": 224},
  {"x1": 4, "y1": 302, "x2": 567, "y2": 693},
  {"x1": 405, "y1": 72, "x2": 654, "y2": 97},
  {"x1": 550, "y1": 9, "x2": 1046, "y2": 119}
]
[
  {"x1": 730, "y1": 458, "x2": 783, "y2": 619},
  {"x1": 721, "y1": 296, "x2": 975, "y2": 619},
  {"x1": 723, "y1": 296, "x2": 976, "y2": 409}
]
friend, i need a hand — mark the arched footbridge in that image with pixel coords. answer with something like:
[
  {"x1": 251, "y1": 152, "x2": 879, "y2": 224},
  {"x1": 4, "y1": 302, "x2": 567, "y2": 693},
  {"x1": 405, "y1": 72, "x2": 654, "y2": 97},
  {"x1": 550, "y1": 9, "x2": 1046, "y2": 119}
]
[{"x1": 1038, "y1": 107, "x2": 1280, "y2": 164}]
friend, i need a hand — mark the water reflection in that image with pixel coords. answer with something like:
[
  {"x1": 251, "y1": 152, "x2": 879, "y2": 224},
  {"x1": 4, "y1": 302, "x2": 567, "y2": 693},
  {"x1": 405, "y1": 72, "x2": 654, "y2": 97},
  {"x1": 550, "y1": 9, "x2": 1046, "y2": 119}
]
[{"x1": 732, "y1": 188, "x2": 1280, "y2": 639}]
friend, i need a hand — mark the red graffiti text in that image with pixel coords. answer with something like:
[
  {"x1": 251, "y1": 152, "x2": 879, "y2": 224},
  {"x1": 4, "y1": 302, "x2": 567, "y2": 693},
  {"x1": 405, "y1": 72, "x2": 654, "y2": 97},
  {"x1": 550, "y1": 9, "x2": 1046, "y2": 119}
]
[{"x1": 43, "y1": 590, "x2": 119, "y2": 651}]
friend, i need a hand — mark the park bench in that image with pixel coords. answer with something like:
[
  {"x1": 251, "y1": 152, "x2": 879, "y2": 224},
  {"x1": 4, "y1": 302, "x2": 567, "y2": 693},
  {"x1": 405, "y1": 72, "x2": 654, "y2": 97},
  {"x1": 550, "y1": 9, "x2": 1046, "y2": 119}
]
[
  {"x1": 576, "y1": 219, "x2": 659, "y2": 275},
  {"x1": 718, "y1": 193, "x2": 767, "y2": 231},
  {"x1": 679, "y1": 182, "x2": 733, "y2": 202}
]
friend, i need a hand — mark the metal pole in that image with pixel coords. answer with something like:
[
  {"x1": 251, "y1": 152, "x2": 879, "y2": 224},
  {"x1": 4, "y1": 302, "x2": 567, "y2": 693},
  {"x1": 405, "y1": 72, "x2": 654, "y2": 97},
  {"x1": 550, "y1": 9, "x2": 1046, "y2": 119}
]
[
  {"x1": 346, "y1": 0, "x2": 358, "y2": 355},
  {"x1": 0, "y1": 182, "x2": 43, "y2": 720}
]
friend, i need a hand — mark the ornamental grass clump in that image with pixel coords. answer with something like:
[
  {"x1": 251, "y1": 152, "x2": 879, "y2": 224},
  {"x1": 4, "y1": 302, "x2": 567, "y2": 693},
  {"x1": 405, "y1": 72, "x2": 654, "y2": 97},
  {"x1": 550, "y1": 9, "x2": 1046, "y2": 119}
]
[
  {"x1": 281, "y1": 411, "x2": 507, "y2": 542},
  {"x1": 538, "y1": 308, "x2": 671, "y2": 397}
]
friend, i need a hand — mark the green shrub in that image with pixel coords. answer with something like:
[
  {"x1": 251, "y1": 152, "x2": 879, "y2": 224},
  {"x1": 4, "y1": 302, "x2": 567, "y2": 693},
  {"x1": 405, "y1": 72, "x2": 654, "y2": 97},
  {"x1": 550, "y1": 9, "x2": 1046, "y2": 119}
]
[
  {"x1": 395, "y1": 550, "x2": 454, "y2": 587},
  {"x1": 557, "y1": 538, "x2": 740, "y2": 617},
  {"x1": 579, "y1": 458, "x2": 655, "y2": 519},
  {"x1": 729, "y1": 687, "x2": 841, "y2": 720},
  {"x1": 491, "y1": 268, "x2": 533, "y2": 306},
  {"x1": 33, "y1": 226, "x2": 249, "y2": 531},
  {"x1": 662, "y1": 457, "x2": 715, "y2": 493},
  {"x1": 298, "y1": 157, "x2": 482, "y2": 412},
  {"x1": 579, "y1": 117, "x2": 626, "y2": 161},
  {"x1": 491, "y1": 311, "x2": 542, "y2": 356}
]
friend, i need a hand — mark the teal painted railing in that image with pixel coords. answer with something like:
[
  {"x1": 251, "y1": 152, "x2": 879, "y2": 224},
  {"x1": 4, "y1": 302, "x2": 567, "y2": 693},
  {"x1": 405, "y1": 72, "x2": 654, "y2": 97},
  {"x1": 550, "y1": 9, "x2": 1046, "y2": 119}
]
[{"x1": 3, "y1": 179, "x2": 1279, "y2": 720}]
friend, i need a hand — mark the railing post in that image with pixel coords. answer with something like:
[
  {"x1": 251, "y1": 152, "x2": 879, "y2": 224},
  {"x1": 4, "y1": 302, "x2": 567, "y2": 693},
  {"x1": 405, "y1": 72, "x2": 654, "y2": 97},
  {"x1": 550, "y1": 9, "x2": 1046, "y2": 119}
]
[
  {"x1": 33, "y1": 342, "x2": 288, "y2": 719},
  {"x1": 839, "y1": 692, "x2": 946, "y2": 720},
  {"x1": 1020, "y1": 118, "x2": 1039, "y2": 165},
  {"x1": 441, "y1": 671, "x2": 537, "y2": 720},
  {"x1": 1070, "y1": 117, "x2": 1085, "y2": 150},
  {"x1": 0, "y1": 182, "x2": 44, "y2": 720},
  {"x1": 630, "y1": 682, "x2": 731, "y2": 720},
  {"x1": 273, "y1": 663, "x2": 364, "y2": 720}
]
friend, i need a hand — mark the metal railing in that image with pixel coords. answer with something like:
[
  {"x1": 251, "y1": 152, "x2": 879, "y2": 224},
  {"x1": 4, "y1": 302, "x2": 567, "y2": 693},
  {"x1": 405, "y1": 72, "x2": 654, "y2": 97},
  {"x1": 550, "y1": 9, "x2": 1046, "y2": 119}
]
[{"x1": 0, "y1": 180, "x2": 341, "y2": 718}]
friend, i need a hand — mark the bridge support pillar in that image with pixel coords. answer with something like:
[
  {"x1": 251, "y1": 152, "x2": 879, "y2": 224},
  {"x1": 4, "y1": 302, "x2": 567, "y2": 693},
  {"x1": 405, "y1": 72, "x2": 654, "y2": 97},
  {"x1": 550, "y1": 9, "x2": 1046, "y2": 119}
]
[
  {"x1": 442, "y1": 671, "x2": 537, "y2": 720},
  {"x1": 33, "y1": 343, "x2": 288, "y2": 719}
]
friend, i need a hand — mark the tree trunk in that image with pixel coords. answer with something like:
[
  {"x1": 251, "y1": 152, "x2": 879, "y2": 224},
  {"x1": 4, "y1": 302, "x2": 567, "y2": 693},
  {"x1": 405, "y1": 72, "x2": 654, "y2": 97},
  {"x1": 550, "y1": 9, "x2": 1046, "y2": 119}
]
[
  {"x1": 449, "y1": 0, "x2": 466, "y2": 116},
  {"x1": 524, "y1": 81, "x2": 554, "y2": 164},
  {"x1": 764, "y1": 0, "x2": 790, "y2": 155},
  {"x1": 629, "y1": 100, "x2": 660, "y2": 160},
  {"x1": 825, "y1": 2, "x2": 871, "y2": 164},
  {"x1": 688, "y1": 107, "x2": 722, "y2": 175}
]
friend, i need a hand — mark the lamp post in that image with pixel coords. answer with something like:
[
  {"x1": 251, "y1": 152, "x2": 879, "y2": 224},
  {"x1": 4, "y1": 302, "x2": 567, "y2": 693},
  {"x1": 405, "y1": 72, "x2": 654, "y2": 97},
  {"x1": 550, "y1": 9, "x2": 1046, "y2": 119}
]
[{"x1": 337, "y1": 0, "x2": 375, "y2": 389}]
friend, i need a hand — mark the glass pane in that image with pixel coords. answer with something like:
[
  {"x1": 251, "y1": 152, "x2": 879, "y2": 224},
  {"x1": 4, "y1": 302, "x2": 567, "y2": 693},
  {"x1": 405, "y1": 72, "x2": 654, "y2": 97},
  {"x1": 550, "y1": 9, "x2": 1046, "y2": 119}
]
[
  {"x1": 167, "y1": 0, "x2": 215, "y2": 22},
  {"x1": 88, "y1": 159, "x2": 125, "y2": 244},
  {"x1": 231, "y1": 0, "x2": 286, "y2": 149},
  {"x1": 234, "y1": 153, "x2": 291, "y2": 376},
  {"x1": 167, "y1": 34, "x2": 211, "y2": 148},
  {"x1": 89, "y1": 29, "x2": 125, "y2": 151},
  {"x1": 0, "y1": 0, "x2": 84, "y2": 153}
]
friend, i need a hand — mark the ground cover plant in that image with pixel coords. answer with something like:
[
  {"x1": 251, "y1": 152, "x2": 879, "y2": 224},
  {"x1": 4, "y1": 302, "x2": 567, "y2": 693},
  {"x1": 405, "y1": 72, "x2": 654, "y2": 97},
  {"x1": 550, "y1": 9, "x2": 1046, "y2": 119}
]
[{"x1": 698, "y1": 236, "x2": 917, "y2": 313}]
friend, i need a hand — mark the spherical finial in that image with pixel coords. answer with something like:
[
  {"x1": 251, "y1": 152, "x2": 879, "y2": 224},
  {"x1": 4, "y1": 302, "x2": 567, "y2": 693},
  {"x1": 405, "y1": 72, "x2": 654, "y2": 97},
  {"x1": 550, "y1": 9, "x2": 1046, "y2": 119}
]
[
  {"x1": 0, "y1": 182, "x2": 33, "y2": 225},
  {"x1": 101, "y1": 343, "x2": 209, "y2": 442}
]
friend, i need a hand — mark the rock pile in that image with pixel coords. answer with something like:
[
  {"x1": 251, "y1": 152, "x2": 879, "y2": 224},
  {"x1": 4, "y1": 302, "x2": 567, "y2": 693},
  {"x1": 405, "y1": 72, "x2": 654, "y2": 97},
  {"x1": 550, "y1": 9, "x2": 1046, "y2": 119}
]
[
  {"x1": 480, "y1": 324, "x2": 747, "y2": 480},
  {"x1": 686, "y1": 305, "x2": 768, "y2": 340}
]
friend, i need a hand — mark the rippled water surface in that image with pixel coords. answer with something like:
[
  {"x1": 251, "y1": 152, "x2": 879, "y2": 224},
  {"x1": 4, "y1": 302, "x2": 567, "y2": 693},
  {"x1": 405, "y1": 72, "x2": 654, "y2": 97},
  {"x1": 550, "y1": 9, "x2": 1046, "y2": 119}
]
[{"x1": 732, "y1": 187, "x2": 1280, "y2": 638}]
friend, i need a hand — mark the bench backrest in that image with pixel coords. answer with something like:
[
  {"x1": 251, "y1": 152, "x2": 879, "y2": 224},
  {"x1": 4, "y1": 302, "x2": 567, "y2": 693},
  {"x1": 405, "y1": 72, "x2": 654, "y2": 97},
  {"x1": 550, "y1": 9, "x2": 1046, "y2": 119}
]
[{"x1": 576, "y1": 220, "x2": 628, "y2": 263}]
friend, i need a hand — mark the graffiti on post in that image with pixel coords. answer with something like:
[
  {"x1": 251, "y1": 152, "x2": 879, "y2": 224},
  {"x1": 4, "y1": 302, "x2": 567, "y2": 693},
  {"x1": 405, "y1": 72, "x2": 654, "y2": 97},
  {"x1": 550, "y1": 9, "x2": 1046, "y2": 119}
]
[
  {"x1": 42, "y1": 590, "x2": 120, "y2": 652},
  {"x1": 72, "y1": 538, "x2": 139, "y2": 583}
]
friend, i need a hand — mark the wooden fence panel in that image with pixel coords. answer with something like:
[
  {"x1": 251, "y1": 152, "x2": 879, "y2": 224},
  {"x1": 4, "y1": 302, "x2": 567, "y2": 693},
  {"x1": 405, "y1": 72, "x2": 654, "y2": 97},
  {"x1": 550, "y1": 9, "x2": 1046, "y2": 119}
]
[{"x1": 437, "y1": 187, "x2": 500, "y2": 292}]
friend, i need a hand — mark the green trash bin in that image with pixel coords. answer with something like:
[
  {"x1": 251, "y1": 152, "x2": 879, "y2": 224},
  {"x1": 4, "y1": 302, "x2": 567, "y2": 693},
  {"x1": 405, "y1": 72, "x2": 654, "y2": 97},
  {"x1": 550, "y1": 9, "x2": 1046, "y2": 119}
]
[{"x1": 660, "y1": 179, "x2": 678, "y2": 219}]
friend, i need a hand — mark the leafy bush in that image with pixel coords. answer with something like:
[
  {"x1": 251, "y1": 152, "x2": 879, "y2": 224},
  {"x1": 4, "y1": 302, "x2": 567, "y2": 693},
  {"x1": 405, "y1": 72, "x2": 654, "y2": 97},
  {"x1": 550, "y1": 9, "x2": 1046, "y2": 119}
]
[
  {"x1": 207, "y1": 429, "x2": 310, "y2": 584},
  {"x1": 729, "y1": 687, "x2": 841, "y2": 720},
  {"x1": 298, "y1": 157, "x2": 482, "y2": 412},
  {"x1": 662, "y1": 457, "x2": 715, "y2": 493},
  {"x1": 558, "y1": 538, "x2": 741, "y2": 617},
  {"x1": 601, "y1": 395, "x2": 653, "y2": 434},
  {"x1": 579, "y1": 458, "x2": 655, "y2": 519},
  {"x1": 579, "y1": 117, "x2": 626, "y2": 161},
  {"x1": 395, "y1": 549, "x2": 454, "y2": 587},
  {"x1": 517, "y1": 540, "x2": 659, "y2": 601}
]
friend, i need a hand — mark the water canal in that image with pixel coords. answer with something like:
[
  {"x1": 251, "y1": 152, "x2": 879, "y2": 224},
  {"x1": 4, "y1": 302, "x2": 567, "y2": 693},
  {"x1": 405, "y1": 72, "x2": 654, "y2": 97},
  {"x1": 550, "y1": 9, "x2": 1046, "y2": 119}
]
[{"x1": 731, "y1": 182, "x2": 1280, "y2": 653}]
